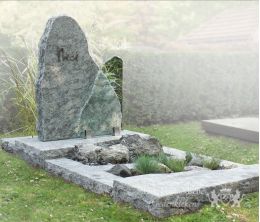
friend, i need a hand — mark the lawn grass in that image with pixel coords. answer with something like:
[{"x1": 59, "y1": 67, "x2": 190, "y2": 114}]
[
  {"x1": 127, "y1": 121, "x2": 259, "y2": 164},
  {"x1": 0, "y1": 121, "x2": 258, "y2": 222}
]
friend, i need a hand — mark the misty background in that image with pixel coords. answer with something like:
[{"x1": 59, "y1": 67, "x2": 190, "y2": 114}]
[{"x1": 0, "y1": 1, "x2": 258, "y2": 133}]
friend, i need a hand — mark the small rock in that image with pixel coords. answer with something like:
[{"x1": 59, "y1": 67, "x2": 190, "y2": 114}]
[
  {"x1": 157, "y1": 163, "x2": 172, "y2": 173},
  {"x1": 188, "y1": 154, "x2": 204, "y2": 167},
  {"x1": 73, "y1": 145, "x2": 102, "y2": 164},
  {"x1": 107, "y1": 164, "x2": 132, "y2": 177},
  {"x1": 130, "y1": 168, "x2": 141, "y2": 176},
  {"x1": 120, "y1": 134, "x2": 162, "y2": 161},
  {"x1": 99, "y1": 144, "x2": 129, "y2": 164}
]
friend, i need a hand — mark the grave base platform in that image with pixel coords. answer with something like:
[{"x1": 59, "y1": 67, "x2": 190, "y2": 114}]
[{"x1": 1, "y1": 131, "x2": 258, "y2": 218}]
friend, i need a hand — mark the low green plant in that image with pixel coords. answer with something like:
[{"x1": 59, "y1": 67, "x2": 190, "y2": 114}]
[
  {"x1": 156, "y1": 153, "x2": 186, "y2": 172},
  {"x1": 165, "y1": 158, "x2": 186, "y2": 172},
  {"x1": 157, "y1": 152, "x2": 168, "y2": 165},
  {"x1": 134, "y1": 155, "x2": 160, "y2": 174},
  {"x1": 185, "y1": 151, "x2": 192, "y2": 164},
  {"x1": 203, "y1": 158, "x2": 221, "y2": 170}
]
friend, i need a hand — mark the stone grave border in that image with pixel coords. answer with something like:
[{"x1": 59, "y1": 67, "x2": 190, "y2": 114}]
[{"x1": 1, "y1": 130, "x2": 258, "y2": 218}]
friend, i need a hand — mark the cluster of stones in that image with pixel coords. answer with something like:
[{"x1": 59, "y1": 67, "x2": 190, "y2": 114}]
[
  {"x1": 71, "y1": 134, "x2": 162, "y2": 165},
  {"x1": 69, "y1": 133, "x2": 229, "y2": 178}
]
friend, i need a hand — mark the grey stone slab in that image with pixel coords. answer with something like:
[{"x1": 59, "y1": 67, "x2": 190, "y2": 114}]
[
  {"x1": 1, "y1": 136, "x2": 46, "y2": 166},
  {"x1": 0, "y1": 136, "x2": 82, "y2": 167},
  {"x1": 204, "y1": 118, "x2": 259, "y2": 132},
  {"x1": 0, "y1": 130, "x2": 149, "y2": 166},
  {"x1": 1, "y1": 130, "x2": 148, "y2": 151},
  {"x1": 0, "y1": 137, "x2": 21, "y2": 152},
  {"x1": 36, "y1": 15, "x2": 121, "y2": 141},
  {"x1": 114, "y1": 165, "x2": 258, "y2": 197},
  {"x1": 202, "y1": 118, "x2": 259, "y2": 143},
  {"x1": 112, "y1": 164, "x2": 259, "y2": 217},
  {"x1": 14, "y1": 137, "x2": 85, "y2": 151},
  {"x1": 45, "y1": 158, "x2": 125, "y2": 194}
]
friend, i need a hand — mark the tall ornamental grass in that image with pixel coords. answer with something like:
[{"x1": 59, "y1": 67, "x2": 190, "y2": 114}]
[
  {"x1": 0, "y1": 46, "x2": 37, "y2": 135},
  {"x1": 0, "y1": 45, "x2": 121, "y2": 135}
]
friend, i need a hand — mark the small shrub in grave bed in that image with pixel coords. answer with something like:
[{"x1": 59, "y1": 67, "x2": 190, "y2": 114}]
[
  {"x1": 134, "y1": 155, "x2": 161, "y2": 174},
  {"x1": 134, "y1": 153, "x2": 186, "y2": 175},
  {"x1": 157, "y1": 152, "x2": 169, "y2": 165},
  {"x1": 157, "y1": 152, "x2": 186, "y2": 172},
  {"x1": 203, "y1": 158, "x2": 221, "y2": 170},
  {"x1": 165, "y1": 158, "x2": 186, "y2": 172},
  {"x1": 131, "y1": 153, "x2": 223, "y2": 176}
]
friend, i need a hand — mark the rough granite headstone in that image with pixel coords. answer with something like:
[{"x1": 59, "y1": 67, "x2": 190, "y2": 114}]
[{"x1": 36, "y1": 16, "x2": 121, "y2": 141}]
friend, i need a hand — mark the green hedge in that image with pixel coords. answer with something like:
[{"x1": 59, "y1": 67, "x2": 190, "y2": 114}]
[{"x1": 106, "y1": 50, "x2": 258, "y2": 125}]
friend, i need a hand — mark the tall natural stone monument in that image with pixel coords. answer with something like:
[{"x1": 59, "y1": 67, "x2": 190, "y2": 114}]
[{"x1": 36, "y1": 16, "x2": 121, "y2": 141}]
